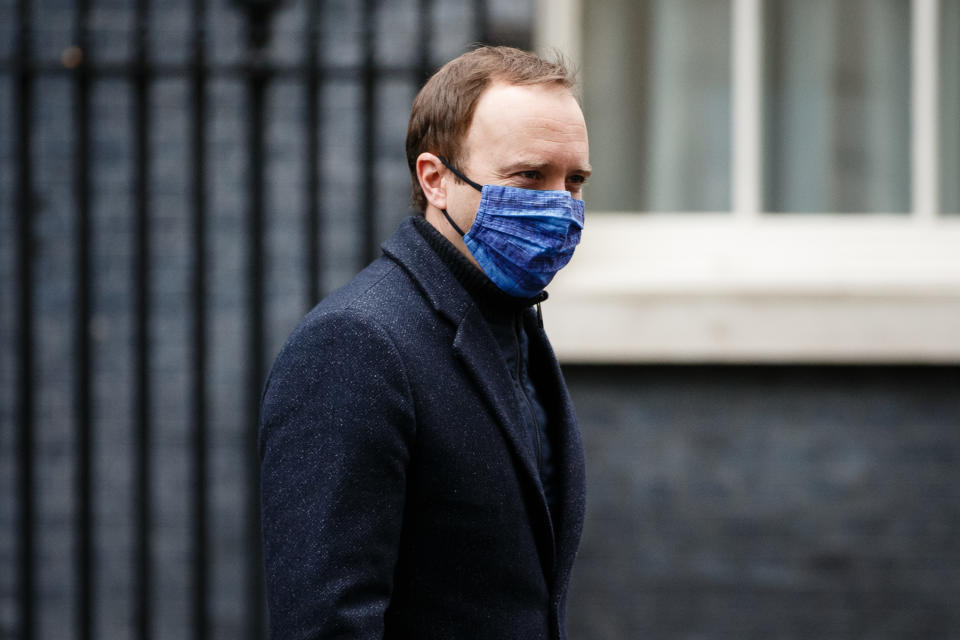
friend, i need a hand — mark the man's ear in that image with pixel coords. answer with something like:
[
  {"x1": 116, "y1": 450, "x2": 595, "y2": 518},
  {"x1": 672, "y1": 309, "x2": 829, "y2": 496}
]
[{"x1": 416, "y1": 153, "x2": 446, "y2": 211}]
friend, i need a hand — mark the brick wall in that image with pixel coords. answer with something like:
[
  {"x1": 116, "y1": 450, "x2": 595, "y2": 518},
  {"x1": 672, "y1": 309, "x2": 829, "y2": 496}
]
[{"x1": 565, "y1": 365, "x2": 960, "y2": 639}]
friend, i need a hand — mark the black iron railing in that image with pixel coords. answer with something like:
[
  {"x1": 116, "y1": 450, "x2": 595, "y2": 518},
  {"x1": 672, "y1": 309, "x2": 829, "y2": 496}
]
[{"x1": 3, "y1": 1, "x2": 493, "y2": 638}]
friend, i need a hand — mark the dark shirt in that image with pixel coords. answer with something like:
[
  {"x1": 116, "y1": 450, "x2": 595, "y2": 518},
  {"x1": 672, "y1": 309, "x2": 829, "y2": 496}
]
[{"x1": 412, "y1": 216, "x2": 559, "y2": 519}]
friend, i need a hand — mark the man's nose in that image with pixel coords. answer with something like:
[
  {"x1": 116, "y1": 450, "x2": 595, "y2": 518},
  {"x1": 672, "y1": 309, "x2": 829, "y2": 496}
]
[{"x1": 546, "y1": 177, "x2": 567, "y2": 192}]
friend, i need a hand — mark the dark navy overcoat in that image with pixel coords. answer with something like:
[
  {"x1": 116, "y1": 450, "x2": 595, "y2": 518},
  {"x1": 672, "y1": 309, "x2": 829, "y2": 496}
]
[{"x1": 259, "y1": 217, "x2": 586, "y2": 639}]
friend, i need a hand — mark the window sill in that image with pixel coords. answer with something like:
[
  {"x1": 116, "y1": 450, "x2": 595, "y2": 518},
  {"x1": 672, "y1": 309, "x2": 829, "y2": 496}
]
[{"x1": 546, "y1": 213, "x2": 960, "y2": 363}]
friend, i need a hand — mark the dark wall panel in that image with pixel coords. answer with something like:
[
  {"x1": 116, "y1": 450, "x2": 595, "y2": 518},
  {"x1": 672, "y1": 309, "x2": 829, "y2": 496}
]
[{"x1": 564, "y1": 365, "x2": 960, "y2": 639}]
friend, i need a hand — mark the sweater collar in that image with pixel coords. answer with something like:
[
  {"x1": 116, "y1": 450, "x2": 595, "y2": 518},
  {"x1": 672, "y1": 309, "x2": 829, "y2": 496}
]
[{"x1": 410, "y1": 216, "x2": 547, "y2": 321}]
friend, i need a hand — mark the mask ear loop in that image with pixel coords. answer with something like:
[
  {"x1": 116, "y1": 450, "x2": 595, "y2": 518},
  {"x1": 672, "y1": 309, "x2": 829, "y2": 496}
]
[
  {"x1": 437, "y1": 155, "x2": 484, "y2": 192},
  {"x1": 440, "y1": 207, "x2": 466, "y2": 237},
  {"x1": 436, "y1": 155, "x2": 482, "y2": 237}
]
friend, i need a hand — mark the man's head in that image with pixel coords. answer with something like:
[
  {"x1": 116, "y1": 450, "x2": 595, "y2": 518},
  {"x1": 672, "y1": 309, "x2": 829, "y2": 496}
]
[
  {"x1": 406, "y1": 46, "x2": 587, "y2": 212},
  {"x1": 407, "y1": 47, "x2": 590, "y2": 278}
]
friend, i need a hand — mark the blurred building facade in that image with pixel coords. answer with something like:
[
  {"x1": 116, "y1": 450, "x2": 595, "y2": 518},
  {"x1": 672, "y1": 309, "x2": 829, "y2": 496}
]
[{"x1": 1, "y1": 1, "x2": 959, "y2": 639}]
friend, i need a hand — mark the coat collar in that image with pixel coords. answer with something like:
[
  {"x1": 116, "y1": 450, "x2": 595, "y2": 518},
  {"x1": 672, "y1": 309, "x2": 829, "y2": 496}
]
[
  {"x1": 380, "y1": 217, "x2": 475, "y2": 326},
  {"x1": 381, "y1": 217, "x2": 584, "y2": 582},
  {"x1": 382, "y1": 216, "x2": 547, "y2": 323},
  {"x1": 381, "y1": 220, "x2": 545, "y2": 487}
]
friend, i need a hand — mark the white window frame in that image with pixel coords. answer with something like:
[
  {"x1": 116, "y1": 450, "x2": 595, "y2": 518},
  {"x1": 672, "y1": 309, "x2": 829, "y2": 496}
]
[{"x1": 535, "y1": 0, "x2": 960, "y2": 363}]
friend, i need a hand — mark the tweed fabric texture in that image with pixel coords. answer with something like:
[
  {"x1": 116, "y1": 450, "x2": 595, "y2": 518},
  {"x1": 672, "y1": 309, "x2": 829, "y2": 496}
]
[{"x1": 259, "y1": 217, "x2": 586, "y2": 640}]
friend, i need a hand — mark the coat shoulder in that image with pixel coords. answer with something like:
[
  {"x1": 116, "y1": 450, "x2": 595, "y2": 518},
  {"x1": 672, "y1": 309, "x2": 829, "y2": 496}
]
[
  {"x1": 262, "y1": 255, "x2": 434, "y2": 407},
  {"x1": 312, "y1": 256, "x2": 434, "y2": 333},
  {"x1": 268, "y1": 260, "x2": 408, "y2": 372},
  {"x1": 259, "y1": 258, "x2": 422, "y2": 459}
]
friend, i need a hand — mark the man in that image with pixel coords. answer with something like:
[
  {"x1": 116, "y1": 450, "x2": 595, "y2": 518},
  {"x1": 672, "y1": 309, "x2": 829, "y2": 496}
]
[{"x1": 260, "y1": 46, "x2": 591, "y2": 639}]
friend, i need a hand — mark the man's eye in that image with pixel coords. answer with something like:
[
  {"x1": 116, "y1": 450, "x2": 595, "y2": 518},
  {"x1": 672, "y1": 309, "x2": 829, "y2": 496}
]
[
  {"x1": 517, "y1": 170, "x2": 540, "y2": 180},
  {"x1": 567, "y1": 174, "x2": 587, "y2": 185}
]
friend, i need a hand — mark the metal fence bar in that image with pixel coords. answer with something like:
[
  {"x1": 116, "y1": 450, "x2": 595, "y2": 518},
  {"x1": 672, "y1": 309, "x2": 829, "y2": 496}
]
[
  {"x1": 474, "y1": 0, "x2": 489, "y2": 43},
  {"x1": 416, "y1": 0, "x2": 433, "y2": 85},
  {"x1": 244, "y1": 7, "x2": 270, "y2": 637},
  {"x1": 132, "y1": 0, "x2": 153, "y2": 636},
  {"x1": 72, "y1": 0, "x2": 95, "y2": 637},
  {"x1": 15, "y1": 0, "x2": 36, "y2": 637},
  {"x1": 189, "y1": 0, "x2": 210, "y2": 637},
  {"x1": 4, "y1": 3, "x2": 497, "y2": 637},
  {"x1": 305, "y1": 0, "x2": 322, "y2": 306},
  {"x1": 361, "y1": 0, "x2": 378, "y2": 264}
]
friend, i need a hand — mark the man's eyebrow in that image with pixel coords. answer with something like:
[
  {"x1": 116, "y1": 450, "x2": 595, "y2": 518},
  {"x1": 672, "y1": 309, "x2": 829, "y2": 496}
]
[
  {"x1": 499, "y1": 160, "x2": 548, "y2": 173},
  {"x1": 498, "y1": 161, "x2": 593, "y2": 176}
]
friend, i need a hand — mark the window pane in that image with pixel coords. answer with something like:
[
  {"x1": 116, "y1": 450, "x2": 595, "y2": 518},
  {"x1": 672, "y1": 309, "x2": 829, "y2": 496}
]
[
  {"x1": 582, "y1": 0, "x2": 731, "y2": 212},
  {"x1": 763, "y1": 0, "x2": 911, "y2": 213},
  {"x1": 943, "y1": 0, "x2": 960, "y2": 214}
]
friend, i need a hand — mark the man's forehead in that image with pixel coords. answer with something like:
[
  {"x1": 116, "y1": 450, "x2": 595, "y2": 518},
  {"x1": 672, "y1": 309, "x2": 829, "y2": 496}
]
[
  {"x1": 464, "y1": 82, "x2": 588, "y2": 162},
  {"x1": 473, "y1": 80, "x2": 580, "y2": 117}
]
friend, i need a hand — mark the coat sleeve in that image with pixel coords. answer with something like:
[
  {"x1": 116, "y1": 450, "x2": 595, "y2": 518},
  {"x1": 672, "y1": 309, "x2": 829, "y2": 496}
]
[{"x1": 259, "y1": 308, "x2": 416, "y2": 640}]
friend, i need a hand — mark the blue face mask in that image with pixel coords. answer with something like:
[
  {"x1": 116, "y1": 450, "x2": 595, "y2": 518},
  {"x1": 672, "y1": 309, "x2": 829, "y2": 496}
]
[{"x1": 438, "y1": 157, "x2": 585, "y2": 298}]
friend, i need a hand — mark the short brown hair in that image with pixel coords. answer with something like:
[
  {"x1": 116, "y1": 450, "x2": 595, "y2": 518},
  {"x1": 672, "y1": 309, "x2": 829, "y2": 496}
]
[{"x1": 405, "y1": 46, "x2": 576, "y2": 212}]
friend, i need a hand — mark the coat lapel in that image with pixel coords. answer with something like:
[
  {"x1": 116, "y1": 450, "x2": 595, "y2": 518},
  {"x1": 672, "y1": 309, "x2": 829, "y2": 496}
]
[
  {"x1": 452, "y1": 306, "x2": 543, "y2": 487},
  {"x1": 526, "y1": 313, "x2": 586, "y2": 593},
  {"x1": 382, "y1": 219, "x2": 558, "y2": 577},
  {"x1": 452, "y1": 305, "x2": 557, "y2": 579},
  {"x1": 382, "y1": 219, "x2": 545, "y2": 489}
]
